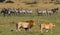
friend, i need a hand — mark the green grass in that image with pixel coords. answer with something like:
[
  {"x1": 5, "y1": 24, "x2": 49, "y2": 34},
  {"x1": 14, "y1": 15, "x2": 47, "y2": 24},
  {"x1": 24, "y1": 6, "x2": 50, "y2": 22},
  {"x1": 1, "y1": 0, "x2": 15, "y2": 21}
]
[
  {"x1": 0, "y1": 11, "x2": 60, "y2": 35},
  {"x1": 0, "y1": 0, "x2": 60, "y2": 35}
]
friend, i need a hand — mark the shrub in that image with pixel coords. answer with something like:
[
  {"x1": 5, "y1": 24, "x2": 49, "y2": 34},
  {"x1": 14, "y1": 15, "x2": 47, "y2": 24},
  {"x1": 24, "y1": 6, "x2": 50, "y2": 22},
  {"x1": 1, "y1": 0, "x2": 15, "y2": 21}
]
[{"x1": 5, "y1": 0, "x2": 14, "y2": 3}]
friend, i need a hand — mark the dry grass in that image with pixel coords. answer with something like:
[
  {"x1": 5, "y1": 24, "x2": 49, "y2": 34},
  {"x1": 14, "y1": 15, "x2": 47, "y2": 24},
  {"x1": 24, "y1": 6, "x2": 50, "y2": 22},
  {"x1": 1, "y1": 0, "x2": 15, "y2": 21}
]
[{"x1": 0, "y1": 0, "x2": 60, "y2": 10}]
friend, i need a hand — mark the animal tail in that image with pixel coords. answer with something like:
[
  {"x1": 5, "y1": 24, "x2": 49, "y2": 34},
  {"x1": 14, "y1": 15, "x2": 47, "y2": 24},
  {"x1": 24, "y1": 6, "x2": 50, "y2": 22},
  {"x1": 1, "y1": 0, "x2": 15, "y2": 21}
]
[
  {"x1": 39, "y1": 24, "x2": 41, "y2": 31},
  {"x1": 16, "y1": 23, "x2": 18, "y2": 30},
  {"x1": 39, "y1": 24, "x2": 41, "y2": 29}
]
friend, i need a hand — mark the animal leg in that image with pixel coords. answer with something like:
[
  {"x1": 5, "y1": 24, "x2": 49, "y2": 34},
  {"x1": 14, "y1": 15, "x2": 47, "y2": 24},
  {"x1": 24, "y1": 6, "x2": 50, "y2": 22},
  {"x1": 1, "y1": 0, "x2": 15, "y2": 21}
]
[
  {"x1": 18, "y1": 25, "x2": 21, "y2": 31},
  {"x1": 45, "y1": 29, "x2": 49, "y2": 32},
  {"x1": 41, "y1": 28, "x2": 43, "y2": 33},
  {"x1": 16, "y1": 23, "x2": 21, "y2": 32},
  {"x1": 51, "y1": 29, "x2": 53, "y2": 33}
]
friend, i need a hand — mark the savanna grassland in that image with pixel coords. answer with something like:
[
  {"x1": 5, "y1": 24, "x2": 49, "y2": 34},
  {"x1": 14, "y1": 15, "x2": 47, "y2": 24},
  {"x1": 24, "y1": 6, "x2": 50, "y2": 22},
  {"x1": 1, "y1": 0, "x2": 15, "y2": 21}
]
[{"x1": 0, "y1": 0, "x2": 60, "y2": 35}]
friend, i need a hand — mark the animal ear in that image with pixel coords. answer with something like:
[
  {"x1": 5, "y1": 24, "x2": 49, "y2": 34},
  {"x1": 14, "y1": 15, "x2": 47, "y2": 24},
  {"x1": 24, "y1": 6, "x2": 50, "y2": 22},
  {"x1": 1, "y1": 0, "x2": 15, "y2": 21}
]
[{"x1": 53, "y1": 24, "x2": 55, "y2": 26}]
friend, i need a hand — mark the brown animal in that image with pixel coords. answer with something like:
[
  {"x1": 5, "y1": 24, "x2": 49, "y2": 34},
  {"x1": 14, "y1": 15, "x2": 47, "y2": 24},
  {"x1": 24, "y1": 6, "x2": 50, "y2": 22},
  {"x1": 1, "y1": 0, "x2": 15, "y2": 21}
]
[
  {"x1": 16, "y1": 20, "x2": 35, "y2": 32},
  {"x1": 39, "y1": 22, "x2": 55, "y2": 33}
]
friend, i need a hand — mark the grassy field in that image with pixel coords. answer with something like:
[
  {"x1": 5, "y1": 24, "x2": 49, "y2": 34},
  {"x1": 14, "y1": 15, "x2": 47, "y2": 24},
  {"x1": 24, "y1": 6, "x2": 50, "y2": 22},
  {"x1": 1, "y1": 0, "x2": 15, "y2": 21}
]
[
  {"x1": 0, "y1": 11, "x2": 60, "y2": 35},
  {"x1": 0, "y1": 0, "x2": 60, "y2": 35}
]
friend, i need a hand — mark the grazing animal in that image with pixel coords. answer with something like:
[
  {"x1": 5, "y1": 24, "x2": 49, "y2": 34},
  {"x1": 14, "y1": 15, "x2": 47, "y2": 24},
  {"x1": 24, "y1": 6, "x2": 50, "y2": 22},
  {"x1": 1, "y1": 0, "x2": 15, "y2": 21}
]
[
  {"x1": 46, "y1": 10, "x2": 53, "y2": 16},
  {"x1": 1, "y1": 8, "x2": 10, "y2": 16},
  {"x1": 39, "y1": 22, "x2": 55, "y2": 33},
  {"x1": 36, "y1": 9, "x2": 47, "y2": 16},
  {"x1": 16, "y1": 20, "x2": 35, "y2": 32},
  {"x1": 26, "y1": 9, "x2": 32, "y2": 15},
  {"x1": 36, "y1": 8, "x2": 42, "y2": 16},
  {"x1": 51, "y1": 8, "x2": 59, "y2": 13}
]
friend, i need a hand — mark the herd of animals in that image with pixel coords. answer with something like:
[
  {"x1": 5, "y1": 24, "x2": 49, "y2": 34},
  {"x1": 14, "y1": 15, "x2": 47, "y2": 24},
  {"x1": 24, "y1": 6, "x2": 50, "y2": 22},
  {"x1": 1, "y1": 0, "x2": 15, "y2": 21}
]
[
  {"x1": 0, "y1": 7, "x2": 59, "y2": 16},
  {"x1": 15, "y1": 20, "x2": 55, "y2": 33}
]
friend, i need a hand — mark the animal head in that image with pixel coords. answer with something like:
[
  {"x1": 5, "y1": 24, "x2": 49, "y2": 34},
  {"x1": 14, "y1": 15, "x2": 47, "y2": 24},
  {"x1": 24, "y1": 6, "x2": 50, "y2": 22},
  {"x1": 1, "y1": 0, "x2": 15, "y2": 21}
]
[
  {"x1": 49, "y1": 22, "x2": 55, "y2": 27},
  {"x1": 52, "y1": 24, "x2": 55, "y2": 27},
  {"x1": 30, "y1": 20, "x2": 35, "y2": 25}
]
